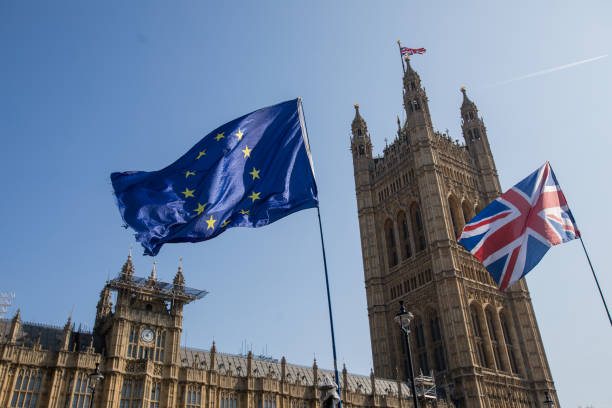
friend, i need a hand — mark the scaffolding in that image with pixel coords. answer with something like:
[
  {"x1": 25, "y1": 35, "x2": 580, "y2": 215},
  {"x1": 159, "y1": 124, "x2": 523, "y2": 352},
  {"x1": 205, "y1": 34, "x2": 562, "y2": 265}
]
[
  {"x1": 0, "y1": 292, "x2": 15, "y2": 317},
  {"x1": 108, "y1": 275, "x2": 207, "y2": 303}
]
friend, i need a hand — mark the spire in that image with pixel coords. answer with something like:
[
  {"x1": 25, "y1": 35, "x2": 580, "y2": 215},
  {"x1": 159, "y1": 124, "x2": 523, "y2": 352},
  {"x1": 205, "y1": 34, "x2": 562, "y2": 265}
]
[
  {"x1": 173, "y1": 258, "x2": 185, "y2": 288},
  {"x1": 9, "y1": 309, "x2": 21, "y2": 343},
  {"x1": 150, "y1": 260, "x2": 157, "y2": 281},
  {"x1": 64, "y1": 315, "x2": 72, "y2": 331},
  {"x1": 460, "y1": 86, "x2": 477, "y2": 111},
  {"x1": 120, "y1": 249, "x2": 134, "y2": 280},
  {"x1": 401, "y1": 55, "x2": 432, "y2": 131},
  {"x1": 351, "y1": 104, "x2": 368, "y2": 138},
  {"x1": 351, "y1": 104, "x2": 372, "y2": 159}
]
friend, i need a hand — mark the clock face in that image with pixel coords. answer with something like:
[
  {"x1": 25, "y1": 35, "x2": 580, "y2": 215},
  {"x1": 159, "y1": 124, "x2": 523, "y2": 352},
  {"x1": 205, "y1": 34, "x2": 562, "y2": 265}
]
[{"x1": 140, "y1": 328, "x2": 155, "y2": 343}]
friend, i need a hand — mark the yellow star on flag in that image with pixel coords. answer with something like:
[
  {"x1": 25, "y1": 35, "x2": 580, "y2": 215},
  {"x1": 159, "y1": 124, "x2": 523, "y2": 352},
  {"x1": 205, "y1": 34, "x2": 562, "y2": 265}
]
[
  {"x1": 221, "y1": 219, "x2": 230, "y2": 228},
  {"x1": 206, "y1": 215, "x2": 216, "y2": 230},
  {"x1": 181, "y1": 187, "x2": 195, "y2": 198},
  {"x1": 185, "y1": 170, "x2": 196, "y2": 178},
  {"x1": 249, "y1": 167, "x2": 260, "y2": 180},
  {"x1": 242, "y1": 145, "x2": 252, "y2": 158},
  {"x1": 194, "y1": 203, "x2": 207, "y2": 215},
  {"x1": 215, "y1": 132, "x2": 225, "y2": 141},
  {"x1": 235, "y1": 128, "x2": 244, "y2": 141},
  {"x1": 248, "y1": 191, "x2": 261, "y2": 202},
  {"x1": 196, "y1": 150, "x2": 206, "y2": 159},
  {"x1": 240, "y1": 209, "x2": 250, "y2": 215}
]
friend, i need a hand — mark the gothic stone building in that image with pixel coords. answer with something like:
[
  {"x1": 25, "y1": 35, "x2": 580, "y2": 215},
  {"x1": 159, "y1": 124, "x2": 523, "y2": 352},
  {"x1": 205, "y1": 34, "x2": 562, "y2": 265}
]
[
  {"x1": 350, "y1": 56, "x2": 558, "y2": 408},
  {"x1": 0, "y1": 255, "x2": 449, "y2": 408}
]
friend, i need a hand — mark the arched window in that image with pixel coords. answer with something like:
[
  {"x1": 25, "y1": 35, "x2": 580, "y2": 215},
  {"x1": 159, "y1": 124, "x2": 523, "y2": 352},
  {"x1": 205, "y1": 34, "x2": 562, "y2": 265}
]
[
  {"x1": 397, "y1": 211, "x2": 412, "y2": 260},
  {"x1": 410, "y1": 203, "x2": 426, "y2": 252},
  {"x1": 384, "y1": 219, "x2": 398, "y2": 268},
  {"x1": 470, "y1": 304, "x2": 489, "y2": 368},
  {"x1": 413, "y1": 316, "x2": 429, "y2": 374},
  {"x1": 429, "y1": 311, "x2": 447, "y2": 371},
  {"x1": 473, "y1": 128, "x2": 480, "y2": 139},
  {"x1": 486, "y1": 308, "x2": 503, "y2": 371},
  {"x1": 413, "y1": 98, "x2": 421, "y2": 111},
  {"x1": 462, "y1": 200, "x2": 474, "y2": 223},
  {"x1": 447, "y1": 195, "x2": 463, "y2": 238},
  {"x1": 500, "y1": 311, "x2": 519, "y2": 374}
]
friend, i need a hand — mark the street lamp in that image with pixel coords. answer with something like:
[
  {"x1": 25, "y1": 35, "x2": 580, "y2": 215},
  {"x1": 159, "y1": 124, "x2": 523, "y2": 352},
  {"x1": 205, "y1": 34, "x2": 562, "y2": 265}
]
[
  {"x1": 394, "y1": 301, "x2": 419, "y2": 408},
  {"x1": 88, "y1": 362, "x2": 104, "y2": 408},
  {"x1": 543, "y1": 392, "x2": 554, "y2": 408}
]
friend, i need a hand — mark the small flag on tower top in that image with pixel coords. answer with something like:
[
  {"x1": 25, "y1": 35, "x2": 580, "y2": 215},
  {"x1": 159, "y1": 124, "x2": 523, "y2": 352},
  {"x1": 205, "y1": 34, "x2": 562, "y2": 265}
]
[
  {"x1": 458, "y1": 162, "x2": 579, "y2": 291},
  {"x1": 400, "y1": 47, "x2": 426, "y2": 56}
]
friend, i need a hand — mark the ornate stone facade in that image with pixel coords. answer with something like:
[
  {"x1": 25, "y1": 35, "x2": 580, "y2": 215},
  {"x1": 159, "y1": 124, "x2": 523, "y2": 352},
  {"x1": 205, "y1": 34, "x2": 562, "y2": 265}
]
[
  {"x1": 350, "y1": 57, "x2": 559, "y2": 408},
  {"x1": 0, "y1": 254, "x2": 448, "y2": 408}
]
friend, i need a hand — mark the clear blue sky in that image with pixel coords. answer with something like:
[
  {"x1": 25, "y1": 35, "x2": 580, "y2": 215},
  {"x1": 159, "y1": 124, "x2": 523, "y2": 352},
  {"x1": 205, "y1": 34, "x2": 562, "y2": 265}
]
[{"x1": 1, "y1": 1, "x2": 610, "y2": 407}]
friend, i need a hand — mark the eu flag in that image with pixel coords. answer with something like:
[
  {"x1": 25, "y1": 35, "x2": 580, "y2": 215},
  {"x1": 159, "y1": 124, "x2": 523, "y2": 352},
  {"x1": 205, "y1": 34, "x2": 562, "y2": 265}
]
[{"x1": 111, "y1": 99, "x2": 318, "y2": 256}]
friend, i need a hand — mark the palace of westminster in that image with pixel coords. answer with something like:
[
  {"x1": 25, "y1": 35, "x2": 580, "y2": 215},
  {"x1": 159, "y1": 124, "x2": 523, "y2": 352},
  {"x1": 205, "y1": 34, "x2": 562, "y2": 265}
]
[{"x1": 0, "y1": 57, "x2": 559, "y2": 408}]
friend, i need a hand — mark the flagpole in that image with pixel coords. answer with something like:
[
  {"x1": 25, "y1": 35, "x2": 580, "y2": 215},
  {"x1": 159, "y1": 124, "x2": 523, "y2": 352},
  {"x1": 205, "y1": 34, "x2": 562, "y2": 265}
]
[
  {"x1": 317, "y1": 206, "x2": 343, "y2": 406},
  {"x1": 297, "y1": 98, "x2": 342, "y2": 406},
  {"x1": 397, "y1": 40, "x2": 406, "y2": 73},
  {"x1": 578, "y1": 236, "x2": 612, "y2": 326}
]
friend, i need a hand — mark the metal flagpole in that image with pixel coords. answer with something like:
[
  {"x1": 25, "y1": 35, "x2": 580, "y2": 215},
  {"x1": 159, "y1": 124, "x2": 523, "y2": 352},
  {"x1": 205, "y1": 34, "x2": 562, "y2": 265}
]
[
  {"x1": 397, "y1": 40, "x2": 406, "y2": 73},
  {"x1": 578, "y1": 236, "x2": 612, "y2": 326},
  {"x1": 317, "y1": 207, "x2": 343, "y2": 407},
  {"x1": 297, "y1": 98, "x2": 342, "y2": 406}
]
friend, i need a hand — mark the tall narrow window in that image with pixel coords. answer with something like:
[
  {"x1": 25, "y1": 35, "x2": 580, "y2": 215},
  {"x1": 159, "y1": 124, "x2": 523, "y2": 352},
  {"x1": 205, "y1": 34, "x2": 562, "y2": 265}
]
[
  {"x1": 120, "y1": 378, "x2": 144, "y2": 408},
  {"x1": 149, "y1": 381, "x2": 161, "y2": 408},
  {"x1": 486, "y1": 309, "x2": 503, "y2": 371},
  {"x1": 185, "y1": 385, "x2": 201, "y2": 408},
  {"x1": 10, "y1": 368, "x2": 41, "y2": 408},
  {"x1": 429, "y1": 312, "x2": 447, "y2": 371},
  {"x1": 470, "y1": 305, "x2": 489, "y2": 368},
  {"x1": 385, "y1": 219, "x2": 398, "y2": 267},
  {"x1": 447, "y1": 196, "x2": 463, "y2": 238},
  {"x1": 461, "y1": 200, "x2": 474, "y2": 224},
  {"x1": 500, "y1": 312, "x2": 519, "y2": 374},
  {"x1": 127, "y1": 326, "x2": 138, "y2": 358},
  {"x1": 413, "y1": 99, "x2": 421, "y2": 111},
  {"x1": 411, "y1": 203, "x2": 426, "y2": 251},
  {"x1": 413, "y1": 317, "x2": 429, "y2": 374},
  {"x1": 70, "y1": 372, "x2": 91, "y2": 408},
  {"x1": 397, "y1": 211, "x2": 412, "y2": 260}
]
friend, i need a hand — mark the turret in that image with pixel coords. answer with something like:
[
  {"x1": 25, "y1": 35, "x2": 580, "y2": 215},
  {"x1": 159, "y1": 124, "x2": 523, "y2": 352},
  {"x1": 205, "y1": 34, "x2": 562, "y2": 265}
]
[
  {"x1": 120, "y1": 250, "x2": 134, "y2": 281},
  {"x1": 460, "y1": 86, "x2": 501, "y2": 199},
  {"x1": 402, "y1": 56, "x2": 433, "y2": 131},
  {"x1": 350, "y1": 104, "x2": 372, "y2": 160},
  {"x1": 8, "y1": 309, "x2": 21, "y2": 343},
  {"x1": 60, "y1": 316, "x2": 72, "y2": 350}
]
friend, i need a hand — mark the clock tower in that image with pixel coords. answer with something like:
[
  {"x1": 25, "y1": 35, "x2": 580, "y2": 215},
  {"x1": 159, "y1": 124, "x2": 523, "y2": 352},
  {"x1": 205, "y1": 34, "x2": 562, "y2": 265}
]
[{"x1": 93, "y1": 253, "x2": 207, "y2": 408}]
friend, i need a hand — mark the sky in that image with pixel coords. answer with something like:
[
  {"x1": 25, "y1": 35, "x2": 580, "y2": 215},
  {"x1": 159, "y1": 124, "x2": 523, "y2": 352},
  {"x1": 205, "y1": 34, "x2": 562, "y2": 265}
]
[{"x1": 1, "y1": 1, "x2": 611, "y2": 407}]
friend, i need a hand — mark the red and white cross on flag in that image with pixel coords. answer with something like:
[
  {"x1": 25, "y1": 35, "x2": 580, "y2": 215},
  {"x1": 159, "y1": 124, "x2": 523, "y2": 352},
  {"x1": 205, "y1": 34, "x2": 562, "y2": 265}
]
[{"x1": 458, "y1": 162, "x2": 580, "y2": 291}]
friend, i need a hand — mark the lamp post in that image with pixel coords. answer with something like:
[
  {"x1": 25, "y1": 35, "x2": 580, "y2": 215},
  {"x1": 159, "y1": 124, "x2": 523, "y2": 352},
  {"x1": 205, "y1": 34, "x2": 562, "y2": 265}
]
[
  {"x1": 543, "y1": 392, "x2": 554, "y2": 408},
  {"x1": 88, "y1": 362, "x2": 104, "y2": 408},
  {"x1": 394, "y1": 301, "x2": 419, "y2": 408}
]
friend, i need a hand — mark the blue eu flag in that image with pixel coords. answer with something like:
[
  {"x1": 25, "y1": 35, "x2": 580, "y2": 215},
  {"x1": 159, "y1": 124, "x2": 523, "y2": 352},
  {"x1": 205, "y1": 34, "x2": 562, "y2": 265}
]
[{"x1": 111, "y1": 99, "x2": 318, "y2": 256}]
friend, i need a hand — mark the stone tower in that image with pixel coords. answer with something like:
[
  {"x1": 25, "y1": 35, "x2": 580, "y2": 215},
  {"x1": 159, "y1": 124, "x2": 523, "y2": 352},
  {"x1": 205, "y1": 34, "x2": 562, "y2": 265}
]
[
  {"x1": 93, "y1": 254, "x2": 205, "y2": 407},
  {"x1": 350, "y1": 56, "x2": 558, "y2": 408}
]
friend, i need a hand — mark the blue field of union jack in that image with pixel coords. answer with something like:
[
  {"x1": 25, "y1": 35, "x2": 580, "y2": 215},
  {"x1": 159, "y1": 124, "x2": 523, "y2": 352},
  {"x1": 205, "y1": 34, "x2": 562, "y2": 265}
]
[{"x1": 458, "y1": 162, "x2": 580, "y2": 291}]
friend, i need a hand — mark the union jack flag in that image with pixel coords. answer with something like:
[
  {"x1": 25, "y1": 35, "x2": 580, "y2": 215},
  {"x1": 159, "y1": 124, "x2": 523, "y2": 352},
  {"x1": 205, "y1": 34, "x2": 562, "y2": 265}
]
[
  {"x1": 458, "y1": 162, "x2": 580, "y2": 291},
  {"x1": 400, "y1": 47, "x2": 426, "y2": 56}
]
